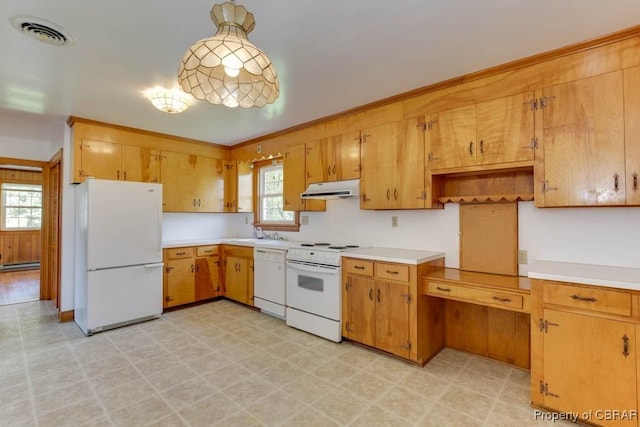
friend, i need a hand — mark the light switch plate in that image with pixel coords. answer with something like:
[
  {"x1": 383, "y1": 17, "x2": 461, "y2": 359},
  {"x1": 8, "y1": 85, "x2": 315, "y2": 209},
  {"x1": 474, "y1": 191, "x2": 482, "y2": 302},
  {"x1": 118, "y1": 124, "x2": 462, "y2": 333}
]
[{"x1": 301, "y1": 215, "x2": 309, "y2": 225}]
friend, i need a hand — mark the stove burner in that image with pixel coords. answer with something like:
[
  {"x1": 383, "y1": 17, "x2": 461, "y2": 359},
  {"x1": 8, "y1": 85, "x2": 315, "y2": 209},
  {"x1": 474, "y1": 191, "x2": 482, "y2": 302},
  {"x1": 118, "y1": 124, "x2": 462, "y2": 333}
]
[
  {"x1": 345, "y1": 245, "x2": 359, "y2": 248},
  {"x1": 300, "y1": 243, "x2": 314, "y2": 247},
  {"x1": 314, "y1": 243, "x2": 331, "y2": 246},
  {"x1": 328, "y1": 246, "x2": 347, "y2": 250}
]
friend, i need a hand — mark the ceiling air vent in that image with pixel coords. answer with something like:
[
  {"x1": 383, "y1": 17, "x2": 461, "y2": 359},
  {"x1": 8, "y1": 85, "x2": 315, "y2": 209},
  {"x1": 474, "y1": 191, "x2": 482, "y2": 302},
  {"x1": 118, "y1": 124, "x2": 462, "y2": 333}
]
[{"x1": 10, "y1": 16, "x2": 75, "y2": 46}]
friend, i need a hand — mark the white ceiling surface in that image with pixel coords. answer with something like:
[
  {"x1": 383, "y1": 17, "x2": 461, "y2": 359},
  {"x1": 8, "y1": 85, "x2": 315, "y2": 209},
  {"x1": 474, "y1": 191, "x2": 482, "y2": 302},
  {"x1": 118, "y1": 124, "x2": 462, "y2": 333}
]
[{"x1": 1, "y1": 1, "x2": 640, "y2": 146}]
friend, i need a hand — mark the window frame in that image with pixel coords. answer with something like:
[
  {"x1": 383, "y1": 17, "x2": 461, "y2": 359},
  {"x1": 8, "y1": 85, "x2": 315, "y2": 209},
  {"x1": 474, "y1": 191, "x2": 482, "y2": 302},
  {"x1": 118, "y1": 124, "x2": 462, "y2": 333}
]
[
  {"x1": 1, "y1": 182, "x2": 43, "y2": 231},
  {"x1": 252, "y1": 159, "x2": 299, "y2": 232}
]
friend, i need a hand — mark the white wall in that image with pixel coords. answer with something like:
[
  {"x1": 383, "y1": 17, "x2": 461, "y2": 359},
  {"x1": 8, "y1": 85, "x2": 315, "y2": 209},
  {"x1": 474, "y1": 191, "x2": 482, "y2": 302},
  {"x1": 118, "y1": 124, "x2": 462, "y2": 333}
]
[
  {"x1": 233, "y1": 200, "x2": 640, "y2": 273},
  {"x1": 163, "y1": 213, "x2": 237, "y2": 241}
]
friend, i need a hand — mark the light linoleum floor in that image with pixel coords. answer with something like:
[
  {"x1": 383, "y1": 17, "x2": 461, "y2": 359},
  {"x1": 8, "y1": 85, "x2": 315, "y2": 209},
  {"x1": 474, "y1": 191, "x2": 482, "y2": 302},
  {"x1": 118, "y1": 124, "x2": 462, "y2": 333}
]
[{"x1": 0, "y1": 299, "x2": 577, "y2": 427}]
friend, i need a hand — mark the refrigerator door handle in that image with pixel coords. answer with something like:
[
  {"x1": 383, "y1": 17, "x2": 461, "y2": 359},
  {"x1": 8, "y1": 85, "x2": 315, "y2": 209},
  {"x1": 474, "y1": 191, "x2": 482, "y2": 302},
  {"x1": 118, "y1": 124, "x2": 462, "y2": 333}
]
[
  {"x1": 157, "y1": 203, "x2": 162, "y2": 255},
  {"x1": 143, "y1": 263, "x2": 164, "y2": 269}
]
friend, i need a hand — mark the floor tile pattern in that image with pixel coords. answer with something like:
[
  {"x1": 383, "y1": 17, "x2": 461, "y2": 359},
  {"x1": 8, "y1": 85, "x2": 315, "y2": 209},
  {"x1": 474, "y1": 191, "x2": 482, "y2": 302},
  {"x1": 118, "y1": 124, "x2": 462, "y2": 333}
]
[{"x1": 0, "y1": 300, "x2": 579, "y2": 426}]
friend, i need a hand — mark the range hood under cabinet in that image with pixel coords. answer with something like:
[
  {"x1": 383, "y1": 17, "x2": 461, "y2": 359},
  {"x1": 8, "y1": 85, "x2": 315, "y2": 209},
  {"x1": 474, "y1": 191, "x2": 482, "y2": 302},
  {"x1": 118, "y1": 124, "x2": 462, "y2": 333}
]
[{"x1": 300, "y1": 179, "x2": 359, "y2": 200}]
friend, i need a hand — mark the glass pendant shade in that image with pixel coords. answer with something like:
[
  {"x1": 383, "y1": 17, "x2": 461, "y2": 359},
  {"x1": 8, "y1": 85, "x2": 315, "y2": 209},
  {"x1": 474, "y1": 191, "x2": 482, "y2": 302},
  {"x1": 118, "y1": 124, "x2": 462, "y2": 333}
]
[{"x1": 178, "y1": 1, "x2": 279, "y2": 108}]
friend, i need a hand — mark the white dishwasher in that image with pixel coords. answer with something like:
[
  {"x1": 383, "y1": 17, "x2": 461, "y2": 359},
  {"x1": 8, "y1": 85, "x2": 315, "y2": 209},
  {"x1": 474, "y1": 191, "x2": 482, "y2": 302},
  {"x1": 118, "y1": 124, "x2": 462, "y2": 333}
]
[{"x1": 253, "y1": 247, "x2": 287, "y2": 319}]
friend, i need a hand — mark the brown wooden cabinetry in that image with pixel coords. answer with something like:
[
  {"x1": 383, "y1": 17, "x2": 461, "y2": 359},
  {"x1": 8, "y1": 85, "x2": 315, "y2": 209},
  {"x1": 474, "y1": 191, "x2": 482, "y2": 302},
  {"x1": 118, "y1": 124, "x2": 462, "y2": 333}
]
[
  {"x1": 426, "y1": 92, "x2": 536, "y2": 172},
  {"x1": 163, "y1": 245, "x2": 221, "y2": 308},
  {"x1": 76, "y1": 139, "x2": 160, "y2": 183},
  {"x1": 283, "y1": 144, "x2": 325, "y2": 212},
  {"x1": 531, "y1": 279, "x2": 639, "y2": 426},
  {"x1": 222, "y1": 160, "x2": 237, "y2": 212},
  {"x1": 342, "y1": 256, "x2": 443, "y2": 363},
  {"x1": 160, "y1": 152, "x2": 224, "y2": 212},
  {"x1": 360, "y1": 118, "x2": 429, "y2": 209},
  {"x1": 222, "y1": 245, "x2": 254, "y2": 306},
  {"x1": 305, "y1": 131, "x2": 361, "y2": 183}
]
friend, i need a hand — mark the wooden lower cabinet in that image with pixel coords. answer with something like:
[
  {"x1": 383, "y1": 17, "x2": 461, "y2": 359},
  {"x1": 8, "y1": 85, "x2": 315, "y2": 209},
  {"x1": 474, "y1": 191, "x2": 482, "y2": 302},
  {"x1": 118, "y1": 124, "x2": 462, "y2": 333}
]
[
  {"x1": 163, "y1": 245, "x2": 221, "y2": 308},
  {"x1": 342, "y1": 257, "x2": 443, "y2": 363},
  {"x1": 531, "y1": 279, "x2": 640, "y2": 427},
  {"x1": 1, "y1": 231, "x2": 41, "y2": 265},
  {"x1": 222, "y1": 245, "x2": 254, "y2": 306}
]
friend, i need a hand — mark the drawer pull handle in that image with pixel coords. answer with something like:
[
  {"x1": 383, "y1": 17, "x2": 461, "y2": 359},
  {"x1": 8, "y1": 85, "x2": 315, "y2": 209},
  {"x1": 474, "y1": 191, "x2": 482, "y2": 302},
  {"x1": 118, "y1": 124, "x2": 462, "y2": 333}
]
[
  {"x1": 623, "y1": 334, "x2": 630, "y2": 358},
  {"x1": 436, "y1": 286, "x2": 451, "y2": 292},
  {"x1": 176, "y1": 252, "x2": 186, "y2": 256},
  {"x1": 492, "y1": 296, "x2": 512, "y2": 303},
  {"x1": 570, "y1": 294, "x2": 598, "y2": 303},
  {"x1": 204, "y1": 250, "x2": 213, "y2": 253},
  {"x1": 354, "y1": 266, "x2": 365, "y2": 270},
  {"x1": 386, "y1": 270, "x2": 399, "y2": 275}
]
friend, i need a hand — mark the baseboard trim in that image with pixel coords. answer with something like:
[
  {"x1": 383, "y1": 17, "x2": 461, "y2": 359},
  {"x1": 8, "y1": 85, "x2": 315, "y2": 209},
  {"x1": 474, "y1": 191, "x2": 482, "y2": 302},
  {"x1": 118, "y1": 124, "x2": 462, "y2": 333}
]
[{"x1": 59, "y1": 310, "x2": 74, "y2": 322}]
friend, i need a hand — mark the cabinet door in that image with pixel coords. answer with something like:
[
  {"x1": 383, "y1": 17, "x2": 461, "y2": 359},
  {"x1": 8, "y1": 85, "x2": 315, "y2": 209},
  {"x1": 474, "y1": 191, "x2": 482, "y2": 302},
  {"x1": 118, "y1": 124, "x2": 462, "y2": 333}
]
[
  {"x1": 225, "y1": 255, "x2": 249, "y2": 305},
  {"x1": 122, "y1": 145, "x2": 160, "y2": 183},
  {"x1": 305, "y1": 139, "x2": 332, "y2": 184},
  {"x1": 360, "y1": 123, "x2": 396, "y2": 209},
  {"x1": 160, "y1": 151, "x2": 197, "y2": 212},
  {"x1": 428, "y1": 105, "x2": 477, "y2": 170},
  {"x1": 624, "y1": 66, "x2": 640, "y2": 205},
  {"x1": 196, "y1": 157, "x2": 224, "y2": 212},
  {"x1": 283, "y1": 144, "x2": 307, "y2": 211},
  {"x1": 165, "y1": 258, "x2": 195, "y2": 307},
  {"x1": 543, "y1": 309, "x2": 636, "y2": 426},
  {"x1": 343, "y1": 275, "x2": 375, "y2": 347},
  {"x1": 334, "y1": 131, "x2": 361, "y2": 181},
  {"x1": 79, "y1": 139, "x2": 122, "y2": 180},
  {"x1": 195, "y1": 256, "x2": 221, "y2": 300},
  {"x1": 394, "y1": 117, "x2": 425, "y2": 209},
  {"x1": 236, "y1": 161, "x2": 253, "y2": 213},
  {"x1": 375, "y1": 280, "x2": 411, "y2": 359},
  {"x1": 542, "y1": 72, "x2": 626, "y2": 206},
  {"x1": 476, "y1": 92, "x2": 535, "y2": 165},
  {"x1": 222, "y1": 160, "x2": 237, "y2": 212}
]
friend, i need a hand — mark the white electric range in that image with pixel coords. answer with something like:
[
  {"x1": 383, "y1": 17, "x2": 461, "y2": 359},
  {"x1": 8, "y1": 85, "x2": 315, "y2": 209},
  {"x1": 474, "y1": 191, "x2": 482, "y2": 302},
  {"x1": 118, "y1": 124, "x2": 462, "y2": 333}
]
[{"x1": 285, "y1": 242, "x2": 363, "y2": 342}]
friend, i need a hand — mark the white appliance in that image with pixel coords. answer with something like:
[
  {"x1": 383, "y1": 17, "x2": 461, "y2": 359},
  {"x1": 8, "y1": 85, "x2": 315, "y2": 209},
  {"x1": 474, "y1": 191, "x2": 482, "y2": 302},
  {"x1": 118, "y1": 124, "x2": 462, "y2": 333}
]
[
  {"x1": 286, "y1": 243, "x2": 362, "y2": 342},
  {"x1": 300, "y1": 179, "x2": 359, "y2": 200},
  {"x1": 74, "y1": 179, "x2": 163, "y2": 336},
  {"x1": 253, "y1": 247, "x2": 287, "y2": 319}
]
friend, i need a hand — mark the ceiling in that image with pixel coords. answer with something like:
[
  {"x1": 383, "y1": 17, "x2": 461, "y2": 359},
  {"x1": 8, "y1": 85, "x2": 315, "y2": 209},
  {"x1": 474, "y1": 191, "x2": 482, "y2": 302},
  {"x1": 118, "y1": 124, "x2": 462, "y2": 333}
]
[{"x1": 2, "y1": 1, "x2": 640, "y2": 147}]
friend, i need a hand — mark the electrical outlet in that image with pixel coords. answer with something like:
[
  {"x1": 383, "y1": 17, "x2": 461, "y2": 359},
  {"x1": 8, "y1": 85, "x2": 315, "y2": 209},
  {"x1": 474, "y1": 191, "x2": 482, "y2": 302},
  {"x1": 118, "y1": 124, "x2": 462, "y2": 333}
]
[
  {"x1": 518, "y1": 250, "x2": 528, "y2": 264},
  {"x1": 256, "y1": 144, "x2": 262, "y2": 154},
  {"x1": 244, "y1": 216, "x2": 249, "y2": 225},
  {"x1": 301, "y1": 215, "x2": 309, "y2": 225},
  {"x1": 391, "y1": 216, "x2": 398, "y2": 228}
]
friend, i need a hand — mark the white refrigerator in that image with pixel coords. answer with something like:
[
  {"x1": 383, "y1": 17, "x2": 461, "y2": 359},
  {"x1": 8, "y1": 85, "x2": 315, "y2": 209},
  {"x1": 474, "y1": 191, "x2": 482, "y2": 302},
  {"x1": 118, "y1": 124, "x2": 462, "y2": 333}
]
[{"x1": 74, "y1": 178, "x2": 163, "y2": 335}]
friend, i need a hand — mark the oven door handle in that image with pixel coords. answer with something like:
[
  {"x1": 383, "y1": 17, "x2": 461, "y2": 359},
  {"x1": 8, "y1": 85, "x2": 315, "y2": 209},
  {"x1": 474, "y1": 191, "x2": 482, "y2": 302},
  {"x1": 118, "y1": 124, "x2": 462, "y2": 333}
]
[{"x1": 287, "y1": 260, "x2": 339, "y2": 274}]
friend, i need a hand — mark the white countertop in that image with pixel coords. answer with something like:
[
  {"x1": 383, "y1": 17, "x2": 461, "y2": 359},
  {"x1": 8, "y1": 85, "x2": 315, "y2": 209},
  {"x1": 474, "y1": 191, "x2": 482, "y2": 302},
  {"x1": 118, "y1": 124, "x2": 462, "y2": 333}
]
[
  {"x1": 162, "y1": 238, "x2": 292, "y2": 250},
  {"x1": 528, "y1": 260, "x2": 640, "y2": 291},
  {"x1": 343, "y1": 247, "x2": 445, "y2": 265},
  {"x1": 162, "y1": 238, "x2": 223, "y2": 248}
]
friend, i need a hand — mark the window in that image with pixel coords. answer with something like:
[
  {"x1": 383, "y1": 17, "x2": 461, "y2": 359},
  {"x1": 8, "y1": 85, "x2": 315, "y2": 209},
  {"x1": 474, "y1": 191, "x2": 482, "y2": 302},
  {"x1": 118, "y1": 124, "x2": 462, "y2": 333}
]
[
  {"x1": 1, "y1": 183, "x2": 42, "y2": 230},
  {"x1": 253, "y1": 161, "x2": 298, "y2": 230}
]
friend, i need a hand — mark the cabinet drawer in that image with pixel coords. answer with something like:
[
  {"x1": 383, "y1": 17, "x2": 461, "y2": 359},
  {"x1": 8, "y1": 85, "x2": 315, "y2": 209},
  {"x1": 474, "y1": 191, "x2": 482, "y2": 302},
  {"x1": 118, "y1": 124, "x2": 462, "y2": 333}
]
[
  {"x1": 223, "y1": 245, "x2": 253, "y2": 258},
  {"x1": 375, "y1": 263, "x2": 410, "y2": 282},
  {"x1": 427, "y1": 281, "x2": 524, "y2": 310},
  {"x1": 196, "y1": 245, "x2": 218, "y2": 257},
  {"x1": 343, "y1": 259, "x2": 373, "y2": 276},
  {"x1": 543, "y1": 283, "x2": 632, "y2": 316},
  {"x1": 167, "y1": 247, "x2": 194, "y2": 259}
]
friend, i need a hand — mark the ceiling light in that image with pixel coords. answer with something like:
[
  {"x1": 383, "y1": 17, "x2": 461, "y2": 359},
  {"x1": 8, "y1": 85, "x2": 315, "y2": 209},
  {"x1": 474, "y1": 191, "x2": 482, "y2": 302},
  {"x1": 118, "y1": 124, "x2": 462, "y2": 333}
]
[
  {"x1": 178, "y1": 1, "x2": 280, "y2": 109},
  {"x1": 146, "y1": 87, "x2": 192, "y2": 114}
]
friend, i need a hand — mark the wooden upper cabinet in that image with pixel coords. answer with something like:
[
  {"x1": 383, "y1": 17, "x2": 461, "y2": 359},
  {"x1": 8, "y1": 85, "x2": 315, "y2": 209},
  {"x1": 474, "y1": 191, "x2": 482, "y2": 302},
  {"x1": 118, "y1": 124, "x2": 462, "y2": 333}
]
[
  {"x1": 306, "y1": 131, "x2": 361, "y2": 184},
  {"x1": 160, "y1": 151, "x2": 198, "y2": 212},
  {"x1": 236, "y1": 161, "x2": 253, "y2": 213},
  {"x1": 427, "y1": 93, "x2": 536, "y2": 171},
  {"x1": 121, "y1": 145, "x2": 160, "y2": 183},
  {"x1": 283, "y1": 144, "x2": 325, "y2": 212},
  {"x1": 78, "y1": 139, "x2": 122, "y2": 181},
  {"x1": 283, "y1": 144, "x2": 307, "y2": 211},
  {"x1": 476, "y1": 92, "x2": 536, "y2": 165},
  {"x1": 624, "y1": 66, "x2": 640, "y2": 206},
  {"x1": 360, "y1": 118, "x2": 426, "y2": 209},
  {"x1": 196, "y1": 157, "x2": 224, "y2": 212},
  {"x1": 222, "y1": 160, "x2": 237, "y2": 212},
  {"x1": 76, "y1": 139, "x2": 160, "y2": 183},
  {"x1": 428, "y1": 105, "x2": 477, "y2": 170},
  {"x1": 540, "y1": 71, "x2": 626, "y2": 206}
]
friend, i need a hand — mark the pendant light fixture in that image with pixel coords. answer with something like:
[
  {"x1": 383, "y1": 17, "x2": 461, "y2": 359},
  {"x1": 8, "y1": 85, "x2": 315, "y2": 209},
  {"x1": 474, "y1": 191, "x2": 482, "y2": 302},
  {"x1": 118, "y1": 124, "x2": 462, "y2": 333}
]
[{"x1": 178, "y1": 1, "x2": 279, "y2": 109}]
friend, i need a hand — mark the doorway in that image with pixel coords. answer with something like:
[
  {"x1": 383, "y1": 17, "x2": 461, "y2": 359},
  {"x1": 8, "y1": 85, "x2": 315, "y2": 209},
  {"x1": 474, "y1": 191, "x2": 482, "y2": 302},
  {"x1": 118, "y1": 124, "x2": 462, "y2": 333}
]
[{"x1": 0, "y1": 152, "x2": 61, "y2": 309}]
